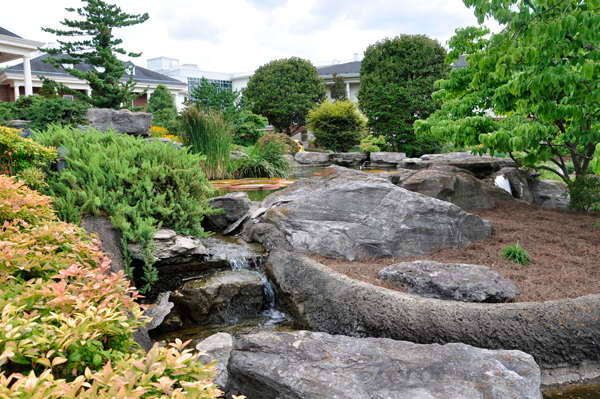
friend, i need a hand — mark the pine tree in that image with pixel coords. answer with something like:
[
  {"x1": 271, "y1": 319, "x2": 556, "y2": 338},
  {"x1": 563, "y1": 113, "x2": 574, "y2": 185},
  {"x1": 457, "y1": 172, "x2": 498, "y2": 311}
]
[
  {"x1": 330, "y1": 72, "x2": 347, "y2": 101},
  {"x1": 40, "y1": 0, "x2": 149, "y2": 109},
  {"x1": 146, "y1": 84, "x2": 177, "y2": 130}
]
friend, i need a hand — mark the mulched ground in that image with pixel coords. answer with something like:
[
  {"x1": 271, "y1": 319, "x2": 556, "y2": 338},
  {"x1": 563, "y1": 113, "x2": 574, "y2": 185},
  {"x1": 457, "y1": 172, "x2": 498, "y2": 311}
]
[{"x1": 309, "y1": 201, "x2": 600, "y2": 303}]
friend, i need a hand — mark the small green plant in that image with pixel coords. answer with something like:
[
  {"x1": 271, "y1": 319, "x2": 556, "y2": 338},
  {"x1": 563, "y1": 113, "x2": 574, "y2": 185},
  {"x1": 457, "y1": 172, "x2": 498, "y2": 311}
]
[
  {"x1": 500, "y1": 241, "x2": 532, "y2": 265},
  {"x1": 180, "y1": 105, "x2": 235, "y2": 180},
  {"x1": 307, "y1": 99, "x2": 366, "y2": 153},
  {"x1": 235, "y1": 140, "x2": 293, "y2": 178},
  {"x1": 360, "y1": 134, "x2": 387, "y2": 153}
]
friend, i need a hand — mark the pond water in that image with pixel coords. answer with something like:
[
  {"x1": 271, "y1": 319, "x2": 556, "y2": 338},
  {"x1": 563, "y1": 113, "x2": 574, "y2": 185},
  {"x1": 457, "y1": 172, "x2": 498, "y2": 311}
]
[{"x1": 543, "y1": 384, "x2": 600, "y2": 398}]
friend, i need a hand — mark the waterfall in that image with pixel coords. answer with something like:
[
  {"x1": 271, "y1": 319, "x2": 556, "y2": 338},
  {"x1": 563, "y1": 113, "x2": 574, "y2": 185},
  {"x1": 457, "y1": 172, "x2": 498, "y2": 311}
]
[{"x1": 495, "y1": 174, "x2": 512, "y2": 194}]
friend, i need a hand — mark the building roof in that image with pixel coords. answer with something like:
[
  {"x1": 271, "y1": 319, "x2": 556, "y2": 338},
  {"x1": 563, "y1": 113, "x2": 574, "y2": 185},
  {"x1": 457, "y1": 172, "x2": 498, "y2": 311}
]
[
  {"x1": 4, "y1": 53, "x2": 187, "y2": 86},
  {"x1": 317, "y1": 61, "x2": 361, "y2": 76},
  {"x1": 454, "y1": 55, "x2": 468, "y2": 68},
  {"x1": 0, "y1": 27, "x2": 22, "y2": 39}
]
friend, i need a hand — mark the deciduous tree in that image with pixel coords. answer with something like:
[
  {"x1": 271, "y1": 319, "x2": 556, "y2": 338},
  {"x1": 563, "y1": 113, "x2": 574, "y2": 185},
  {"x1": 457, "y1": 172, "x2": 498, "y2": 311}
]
[
  {"x1": 244, "y1": 57, "x2": 327, "y2": 135},
  {"x1": 40, "y1": 0, "x2": 149, "y2": 109}
]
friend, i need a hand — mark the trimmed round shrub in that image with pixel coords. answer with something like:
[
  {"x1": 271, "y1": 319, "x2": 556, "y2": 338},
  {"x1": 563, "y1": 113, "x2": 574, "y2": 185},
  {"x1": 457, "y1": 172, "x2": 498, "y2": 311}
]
[
  {"x1": 308, "y1": 100, "x2": 366, "y2": 153},
  {"x1": 257, "y1": 132, "x2": 299, "y2": 156}
]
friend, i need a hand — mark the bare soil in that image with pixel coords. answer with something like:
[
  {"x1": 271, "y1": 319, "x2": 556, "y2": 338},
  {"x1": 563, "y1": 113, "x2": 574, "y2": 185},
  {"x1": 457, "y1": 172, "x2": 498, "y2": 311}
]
[{"x1": 309, "y1": 201, "x2": 600, "y2": 303}]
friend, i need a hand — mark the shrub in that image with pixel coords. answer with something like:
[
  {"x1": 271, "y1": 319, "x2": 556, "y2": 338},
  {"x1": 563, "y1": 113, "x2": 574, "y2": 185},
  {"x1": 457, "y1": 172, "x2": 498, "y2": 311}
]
[
  {"x1": 568, "y1": 175, "x2": 600, "y2": 212},
  {"x1": 233, "y1": 110, "x2": 268, "y2": 146},
  {"x1": 235, "y1": 140, "x2": 293, "y2": 178},
  {"x1": 360, "y1": 134, "x2": 387, "y2": 153},
  {"x1": 25, "y1": 97, "x2": 90, "y2": 131},
  {"x1": 500, "y1": 241, "x2": 532, "y2": 265},
  {"x1": 0, "y1": 126, "x2": 57, "y2": 176},
  {"x1": 0, "y1": 175, "x2": 222, "y2": 398},
  {"x1": 147, "y1": 84, "x2": 178, "y2": 132},
  {"x1": 0, "y1": 101, "x2": 18, "y2": 122},
  {"x1": 307, "y1": 100, "x2": 366, "y2": 153},
  {"x1": 180, "y1": 105, "x2": 235, "y2": 180},
  {"x1": 33, "y1": 125, "x2": 217, "y2": 293},
  {"x1": 257, "y1": 133, "x2": 299, "y2": 156}
]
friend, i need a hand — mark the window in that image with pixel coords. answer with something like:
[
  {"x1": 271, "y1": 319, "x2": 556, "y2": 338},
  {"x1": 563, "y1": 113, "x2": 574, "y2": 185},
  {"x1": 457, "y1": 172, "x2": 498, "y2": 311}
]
[
  {"x1": 188, "y1": 77, "x2": 232, "y2": 93},
  {"x1": 63, "y1": 95, "x2": 74, "y2": 101}
]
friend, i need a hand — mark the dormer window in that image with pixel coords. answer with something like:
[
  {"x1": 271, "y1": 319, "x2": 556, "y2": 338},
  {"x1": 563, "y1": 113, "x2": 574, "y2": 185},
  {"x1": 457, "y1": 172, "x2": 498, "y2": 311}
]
[
  {"x1": 63, "y1": 64, "x2": 74, "y2": 70},
  {"x1": 94, "y1": 66, "x2": 105, "y2": 73}
]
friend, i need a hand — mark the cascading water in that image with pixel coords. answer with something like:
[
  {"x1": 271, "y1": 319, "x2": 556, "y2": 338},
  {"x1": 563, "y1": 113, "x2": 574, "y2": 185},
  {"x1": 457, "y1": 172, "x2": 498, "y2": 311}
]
[{"x1": 495, "y1": 174, "x2": 512, "y2": 194}]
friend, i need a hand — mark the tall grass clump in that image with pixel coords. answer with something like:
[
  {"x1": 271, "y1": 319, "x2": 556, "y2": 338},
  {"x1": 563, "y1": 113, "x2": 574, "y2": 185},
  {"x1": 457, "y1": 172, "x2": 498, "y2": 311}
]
[
  {"x1": 235, "y1": 139, "x2": 293, "y2": 178},
  {"x1": 180, "y1": 105, "x2": 234, "y2": 179},
  {"x1": 33, "y1": 125, "x2": 218, "y2": 293},
  {"x1": 500, "y1": 241, "x2": 532, "y2": 265}
]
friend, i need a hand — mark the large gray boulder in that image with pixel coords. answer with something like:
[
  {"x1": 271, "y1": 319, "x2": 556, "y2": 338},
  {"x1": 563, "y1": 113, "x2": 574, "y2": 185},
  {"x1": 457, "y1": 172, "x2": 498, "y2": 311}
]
[
  {"x1": 378, "y1": 260, "x2": 519, "y2": 303},
  {"x1": 399, "y1": 164, "x2": 515, "y2": 210},
  {"x1": 80, "y1": 216, "x2": 125, "y2": 275},
  {"x1": 226, "y1": 331, "x2": 542, "y2": 399},
  {"x1": 294, "y1": 151, "x2": 330, "y2": 165},
  {"x1": 128, "y1": 228, "x2": 207, "y2": 265},
  {"x1": 399, "y1": 152, "x2": 516, "y2": 179},
  {"x1": 531, "y1": 179, "x2": 569, "y2": 209},
  {"x1": 260, "y1": 166, "x2": 492, "y2": 261},
  {"x1": 329, "y1": 152, "x2": 367, "y2": 166},
  {"x1": 196, "y1": 333, "x2": 233, "y2": 389},
  {"x1": 369, "y1": 151, "x2": 406, "y2": 166},
  {"x1": 494, "y1": 167, "x2": 536, "y2": 203},
  {"x1": 83, "y1": 108, "x2": 153, "y2": 136},
  {"x1": 205, "y1": 192, "x2": 252, "y2": 231},
  {"x1": 170, "y1": 269, "x2": 264, "y2": 324}
]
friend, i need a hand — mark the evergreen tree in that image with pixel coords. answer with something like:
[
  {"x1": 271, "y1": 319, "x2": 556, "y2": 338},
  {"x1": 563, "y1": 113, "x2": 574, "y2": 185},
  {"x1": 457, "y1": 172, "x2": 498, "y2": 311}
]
[
  {"x1": 330, "y1": 72, "x2": 347, "y2": 101},
  {"x1": 146, "y1": 84, "x2": 177, "y2": 130},
  {"x1": 40, "y1": 0, "x2": 149, "y2": 109},
  {"x1": 244, "y1": 57, "x2": 327, "y2": 135}
]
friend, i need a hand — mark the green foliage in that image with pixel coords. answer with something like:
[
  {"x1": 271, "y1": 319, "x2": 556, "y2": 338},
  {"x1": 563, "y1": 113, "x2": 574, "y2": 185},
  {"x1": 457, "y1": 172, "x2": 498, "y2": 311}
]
[
  {"x1": 0, "y1": 126, "x2": 57, "y2": 176},
  {"x1": 244, "y1": 57, "x2": 327, "y2": 135},
  {"x1": 39, "y1": 79, "x2": 60, "y2": 99},
  {"x1": 417, "y1": 0, "x2": 600, "y2": 184},
  {"x1": 33, "y1": 125, "x2": 217, "y2": 293},
  {"x1": 26, "y1": 97, "x2": 90, "y2": 131},
  {"x1": 180, "y1": 105, "x2": 235, "y2": 180},
  {"x1": 358, "y1": 35, "x2": 450, "y2": 156},
  {"x1": 360, "y1": 134, "x2": 387, "y2": 153},
  {"x1": 40, "y1": 0, "x2": 149, "y2": 109},
  {"x1": 233, "y1": 110, "x2": 268, "y2": 146},
  {"x1": 257, "y1": 132, "x2": 299, "y2": 156},
  {"x1": 146, "y1": 84, "x2": 178, "y2": 131},
  {"x1": 0, "y1": 175, "x2": 222, "y2": 398},
  {"x1": 500, "y1": 241, "x2": 532, "y2": 265},
  {"x1": 0, "y1": 102, "x2": 18, "y2": 122},
  {"x1": 330, "y1": 72, "x2": 347, "y2": 101},
  {"x1": 568, "y1": 175, "x2": 600, "y2": 212},
  {"x1": 234, "y1": 140, "x2": 293, "y2": 178},
  {"x1": 17, "y1": 167, "x2": 48, "y2": 191},
  {"x1": 307, "y1": 100, "x2": 366, "y2": 153}
]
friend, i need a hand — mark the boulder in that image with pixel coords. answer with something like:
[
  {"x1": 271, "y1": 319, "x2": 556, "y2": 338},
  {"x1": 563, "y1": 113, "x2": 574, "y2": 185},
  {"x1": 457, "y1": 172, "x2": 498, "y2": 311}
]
[
  {"x1": 531, "y1": 179, "x2": 569, "y2": 209},
  {"x1": 170, "y1": 269, "x2": 264, "y2": 324},
  {"x1": 128, "y1": 228, "x2": 207, "y2": 265},
  {"x1": 494, "y1": 167, "x2": 536, "y2": 203},
  {"x1": 141, "y1": 292, "x2": 175, "y2": 331},
  {"x1": 83, "y1": 108, "x2": 153, "y2": 136},
  {"x1": 369, "y1": 151, "x2": 406, "y2": 166},
  {"x1": 196, "y1": 333, "x2": 233, "y2": 389},
  {"x1": 226, "y1": 331, "x2": 542, "y2": 399},
  {"x1": 205, "y1": 192, "x2": 252, "y2": 231},
  {"x1": 294, "y1": 151, "x2": 330, "y2": 165},
  {"x1": 329, "y1": 152, "x2": 367, "y2": 166},
  {"x1": 399, "y1": 152, "x2": 516, "y2": 179},
  {"x1": 80, "y1": 216, "x2": 125, "y2": 275},
  {"x1": 378, "y1": 260, "x2": 519, "y2": 302},
  {"x1": 399, "y1": 164, "x2": 515, "y2": 210},
  {"x1": 259, "y1": 166, "x2": 492, "y2": 261}
]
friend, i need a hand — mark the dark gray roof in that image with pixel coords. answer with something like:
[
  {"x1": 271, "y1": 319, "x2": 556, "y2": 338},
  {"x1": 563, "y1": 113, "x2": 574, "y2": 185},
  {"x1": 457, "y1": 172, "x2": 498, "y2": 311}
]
[
  {"x1": 0, "y1": 27, "x2": 22, "y2": 39},
  {"x1": 5, "y1": 53, "x2": 186, "y2": 86},
  {"x1": 318, "y1": 61, "x2": 361, "y2": 76}
]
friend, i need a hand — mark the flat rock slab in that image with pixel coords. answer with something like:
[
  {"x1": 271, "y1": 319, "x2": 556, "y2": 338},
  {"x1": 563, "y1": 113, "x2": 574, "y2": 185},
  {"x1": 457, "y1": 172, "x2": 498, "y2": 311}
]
[
  {"x1": 226, "y1": 330, "x2": 542, "y2": 399},
  {"x1": 399, "y1": 152, "x2": 516, "y2": 179},
  {"x1": 369, "y1": 151, "x2": 406, "y2": 165},
  {"x1": 260, "y1": 165, "x2": 492, "y2": 261},
  {"x1": 171, "y1": 269, "x2": 264, "y2": 324},
  {"x1": 294, "y1": 152, "x2": 330, "y2": 165},
  {"x1": 329, "y1": 152, "x2": 367, "y2": 166},
  {"x1": 129, "y1": 228, "x2": 207, "y2": 265},
  {"x1": 378, "y1": 260, "x2": 519, "y2": 302}
]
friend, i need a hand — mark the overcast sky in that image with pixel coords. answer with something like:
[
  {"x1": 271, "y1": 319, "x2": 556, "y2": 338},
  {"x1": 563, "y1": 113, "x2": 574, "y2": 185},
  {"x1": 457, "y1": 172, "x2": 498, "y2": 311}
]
[{"x1": 2, "y1": 0, "x2": 500, "y2": 74}]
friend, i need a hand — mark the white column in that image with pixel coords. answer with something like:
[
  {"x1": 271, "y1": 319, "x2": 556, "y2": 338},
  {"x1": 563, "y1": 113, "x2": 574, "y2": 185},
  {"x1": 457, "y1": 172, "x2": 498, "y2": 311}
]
[
  {"x1": 23, "y1": 56, "x2": 33, "y2": 96},
  {"x1": 86, "y1": 89, "x2": 92, "y2": 97},
  {"x1": 346, "y1": 82, "x2": 351, "y2": 100},
  {"x1": 13, "y1": 85, "x2": 20, "y2": 100}
]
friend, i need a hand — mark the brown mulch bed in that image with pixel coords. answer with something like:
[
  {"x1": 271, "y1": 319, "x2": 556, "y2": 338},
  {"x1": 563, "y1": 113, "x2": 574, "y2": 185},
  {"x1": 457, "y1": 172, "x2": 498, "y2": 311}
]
[{"x1": 309, "y1": 201, "x2": 600, "y2": 303}]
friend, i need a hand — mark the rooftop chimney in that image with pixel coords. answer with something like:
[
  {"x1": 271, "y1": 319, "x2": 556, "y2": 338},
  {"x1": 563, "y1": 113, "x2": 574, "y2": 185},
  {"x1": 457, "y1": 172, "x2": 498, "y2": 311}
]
[{"x1": 354, "y1": 53, "x2": 359, "y2": 62}]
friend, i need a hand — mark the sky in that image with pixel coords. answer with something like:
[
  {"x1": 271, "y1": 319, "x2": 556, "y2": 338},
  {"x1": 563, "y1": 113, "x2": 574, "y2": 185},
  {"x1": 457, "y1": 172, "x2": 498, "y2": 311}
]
[{"x1": 1, "y1": 0, "x2": 501, "y2": 74}]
